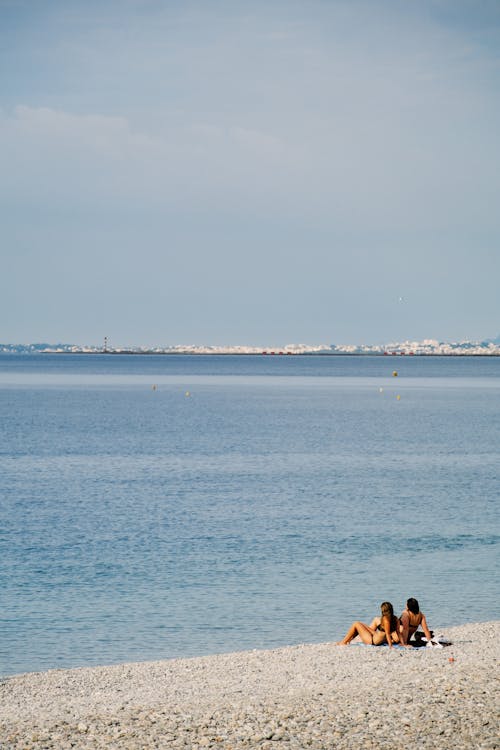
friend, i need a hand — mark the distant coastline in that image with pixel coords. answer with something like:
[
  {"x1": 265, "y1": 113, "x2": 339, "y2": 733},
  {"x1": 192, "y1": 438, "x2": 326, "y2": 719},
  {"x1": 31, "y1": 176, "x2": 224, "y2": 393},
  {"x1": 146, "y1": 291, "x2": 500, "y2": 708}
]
[
  {"x1": 40, "y1": 350, "x2": 500, "y2": 357},
  {"x1": 2, "y1": 338, "x2": 500, "y2": 356}
]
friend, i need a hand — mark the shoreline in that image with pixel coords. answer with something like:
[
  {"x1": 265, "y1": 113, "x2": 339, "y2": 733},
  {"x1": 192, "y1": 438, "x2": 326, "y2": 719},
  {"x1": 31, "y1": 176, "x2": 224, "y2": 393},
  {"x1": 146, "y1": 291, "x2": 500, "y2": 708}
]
[{"x1": 1, "y1": 621, "x2": 498, "y2": 749}]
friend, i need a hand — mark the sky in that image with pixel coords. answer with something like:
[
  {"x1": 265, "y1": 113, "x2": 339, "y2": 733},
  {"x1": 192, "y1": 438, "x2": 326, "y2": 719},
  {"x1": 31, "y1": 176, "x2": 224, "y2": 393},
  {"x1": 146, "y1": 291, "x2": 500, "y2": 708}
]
[{"x1": 1, "y1": 0, "x2": 499, "y2": 347}]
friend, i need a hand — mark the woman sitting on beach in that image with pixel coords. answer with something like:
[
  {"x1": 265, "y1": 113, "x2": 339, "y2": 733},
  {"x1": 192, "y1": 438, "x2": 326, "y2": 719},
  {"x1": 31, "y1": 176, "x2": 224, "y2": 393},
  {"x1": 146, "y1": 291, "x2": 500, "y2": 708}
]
[
  {"x1": 336, "y1": 602, "x2": 400, "y2": 648},
  {"x1": 399, "y1": 597, "x2": 432, "y2": 646}
]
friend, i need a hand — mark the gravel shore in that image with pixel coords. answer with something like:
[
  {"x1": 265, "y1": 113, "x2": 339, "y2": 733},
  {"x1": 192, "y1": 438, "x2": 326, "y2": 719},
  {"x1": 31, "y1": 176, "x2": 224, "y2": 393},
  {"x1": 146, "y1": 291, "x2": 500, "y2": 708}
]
[{"x1": 1, "y1": 622, "x2": 498, "y2": 749}]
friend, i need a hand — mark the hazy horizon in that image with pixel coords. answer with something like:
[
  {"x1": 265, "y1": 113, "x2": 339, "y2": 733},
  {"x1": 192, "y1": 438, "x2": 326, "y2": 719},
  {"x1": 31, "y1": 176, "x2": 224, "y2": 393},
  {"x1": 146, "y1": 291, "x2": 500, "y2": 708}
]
[
  {"x1": 2, "y1": 1, "x2": 499, "y2": 346},
  {"x1": 2, "y1": 333, "x2": 500, "y2": 351}
]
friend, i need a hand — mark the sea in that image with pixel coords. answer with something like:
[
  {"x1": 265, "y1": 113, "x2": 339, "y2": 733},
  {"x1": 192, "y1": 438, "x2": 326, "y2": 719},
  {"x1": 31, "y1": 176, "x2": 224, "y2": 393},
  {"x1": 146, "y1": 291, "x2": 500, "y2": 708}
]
[{"x1": 0, "y1": 353, "x2": 498, "y2": 676}]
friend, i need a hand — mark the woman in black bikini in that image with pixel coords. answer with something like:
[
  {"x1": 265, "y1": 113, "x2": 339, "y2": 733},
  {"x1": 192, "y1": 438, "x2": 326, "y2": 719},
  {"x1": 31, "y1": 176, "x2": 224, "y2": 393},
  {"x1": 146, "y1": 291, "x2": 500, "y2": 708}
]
[
  {"x1": 336, "y1": 602, "x2": 400, "y2": 648},
  {"x1": 399, "y1": 597, "x2": 432, "y2": 646}
]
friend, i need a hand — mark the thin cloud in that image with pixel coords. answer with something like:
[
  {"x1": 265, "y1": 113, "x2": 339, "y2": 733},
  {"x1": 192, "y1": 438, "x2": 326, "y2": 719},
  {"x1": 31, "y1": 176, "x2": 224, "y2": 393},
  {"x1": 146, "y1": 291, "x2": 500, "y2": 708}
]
[{"x1": 11, "y1": 106, "x2": 161, "y2": 156}]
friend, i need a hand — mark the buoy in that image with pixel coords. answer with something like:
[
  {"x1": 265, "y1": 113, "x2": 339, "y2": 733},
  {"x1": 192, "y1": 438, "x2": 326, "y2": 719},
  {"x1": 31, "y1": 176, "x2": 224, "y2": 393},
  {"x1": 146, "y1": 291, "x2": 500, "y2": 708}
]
[
  {"x1": 393, "y1": 371, "x2": 398, "y2": 377},
  {"x1": 379, "y1": 387, "x2": 384, "y2": 393},
  {"x1": 396, "y1": 394, "x2": 401, "y2": 400},
  {"x1": 185, "y1": 391, "x2": 190, "y2": 397}
]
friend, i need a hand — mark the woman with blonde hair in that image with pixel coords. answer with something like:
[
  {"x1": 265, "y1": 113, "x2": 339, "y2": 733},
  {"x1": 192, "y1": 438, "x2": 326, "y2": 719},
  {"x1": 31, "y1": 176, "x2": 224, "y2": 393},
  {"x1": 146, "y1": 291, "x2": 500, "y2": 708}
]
[{"x1": 336, "y1": 602, "x2": 400, "y2": 648}]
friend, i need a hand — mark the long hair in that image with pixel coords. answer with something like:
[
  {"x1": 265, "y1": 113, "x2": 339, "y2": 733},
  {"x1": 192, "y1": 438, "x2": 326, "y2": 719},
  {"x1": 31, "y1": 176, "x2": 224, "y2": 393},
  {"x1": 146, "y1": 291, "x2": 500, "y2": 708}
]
[
  {"x1": 380, "y1": 601, "x2": 394, "y2": 618},
  {"x1": 407, "y1": 598, "x2": 420, "y2": 615}
]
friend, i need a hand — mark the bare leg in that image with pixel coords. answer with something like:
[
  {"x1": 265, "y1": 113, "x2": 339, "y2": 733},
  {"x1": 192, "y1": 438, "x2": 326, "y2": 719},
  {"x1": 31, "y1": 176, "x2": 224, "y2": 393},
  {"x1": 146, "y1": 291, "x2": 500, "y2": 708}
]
[{"x1": 336, "y1": 621, "x2": 375, "y2": 646}]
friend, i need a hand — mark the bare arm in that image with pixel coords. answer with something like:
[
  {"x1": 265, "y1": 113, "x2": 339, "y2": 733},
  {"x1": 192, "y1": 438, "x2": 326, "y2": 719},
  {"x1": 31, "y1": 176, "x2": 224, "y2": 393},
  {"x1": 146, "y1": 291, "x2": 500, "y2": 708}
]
[
  {"x1": 421, "y1": 613, "x2": 432, "y2": 641},
  {"x1": 399, "y1": 611, "x2": 410, "y2": 646},
  {"x1": 382, "y1": 615, "x2": 394, "y2": 648}
]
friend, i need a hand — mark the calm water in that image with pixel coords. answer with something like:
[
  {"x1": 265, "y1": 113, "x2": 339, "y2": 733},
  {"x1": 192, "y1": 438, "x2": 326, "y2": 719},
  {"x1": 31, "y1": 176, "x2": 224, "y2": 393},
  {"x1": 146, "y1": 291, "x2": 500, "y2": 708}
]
[{"x1": 1, "y1": 354, "x2": 499, "y2": 676}]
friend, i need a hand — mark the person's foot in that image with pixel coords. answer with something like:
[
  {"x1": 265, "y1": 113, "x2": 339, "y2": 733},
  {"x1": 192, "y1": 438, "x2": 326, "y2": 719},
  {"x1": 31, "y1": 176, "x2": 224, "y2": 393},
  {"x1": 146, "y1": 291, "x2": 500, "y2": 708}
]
[{"x1": 335, "y1": 641, "x2": 349, "y2": 646}]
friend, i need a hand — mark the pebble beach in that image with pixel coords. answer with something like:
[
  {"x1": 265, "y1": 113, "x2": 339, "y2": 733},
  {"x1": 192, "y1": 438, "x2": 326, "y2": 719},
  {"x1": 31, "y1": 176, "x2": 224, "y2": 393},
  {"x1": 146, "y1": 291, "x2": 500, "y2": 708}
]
[{"x1": 1, "y1": 622, "x2": 498, "y2": 749}]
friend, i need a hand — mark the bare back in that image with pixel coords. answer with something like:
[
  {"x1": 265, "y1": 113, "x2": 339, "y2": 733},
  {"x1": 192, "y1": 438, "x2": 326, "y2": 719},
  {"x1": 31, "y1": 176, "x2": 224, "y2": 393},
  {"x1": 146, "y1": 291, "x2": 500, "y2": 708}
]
[
  {"x1": 372, "y1": 614, "x2": 400, "y2": 645},
  {"x1": 403, "y1": 609, "x2": 423, "y2": 635}
]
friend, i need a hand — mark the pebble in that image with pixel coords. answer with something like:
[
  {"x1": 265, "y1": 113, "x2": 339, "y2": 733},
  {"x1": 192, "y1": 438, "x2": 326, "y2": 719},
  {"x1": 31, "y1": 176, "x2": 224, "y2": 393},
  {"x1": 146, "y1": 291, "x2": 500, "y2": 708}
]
[{"x1": 0, "y1": 622, "x2": 498, "y2": 749}]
